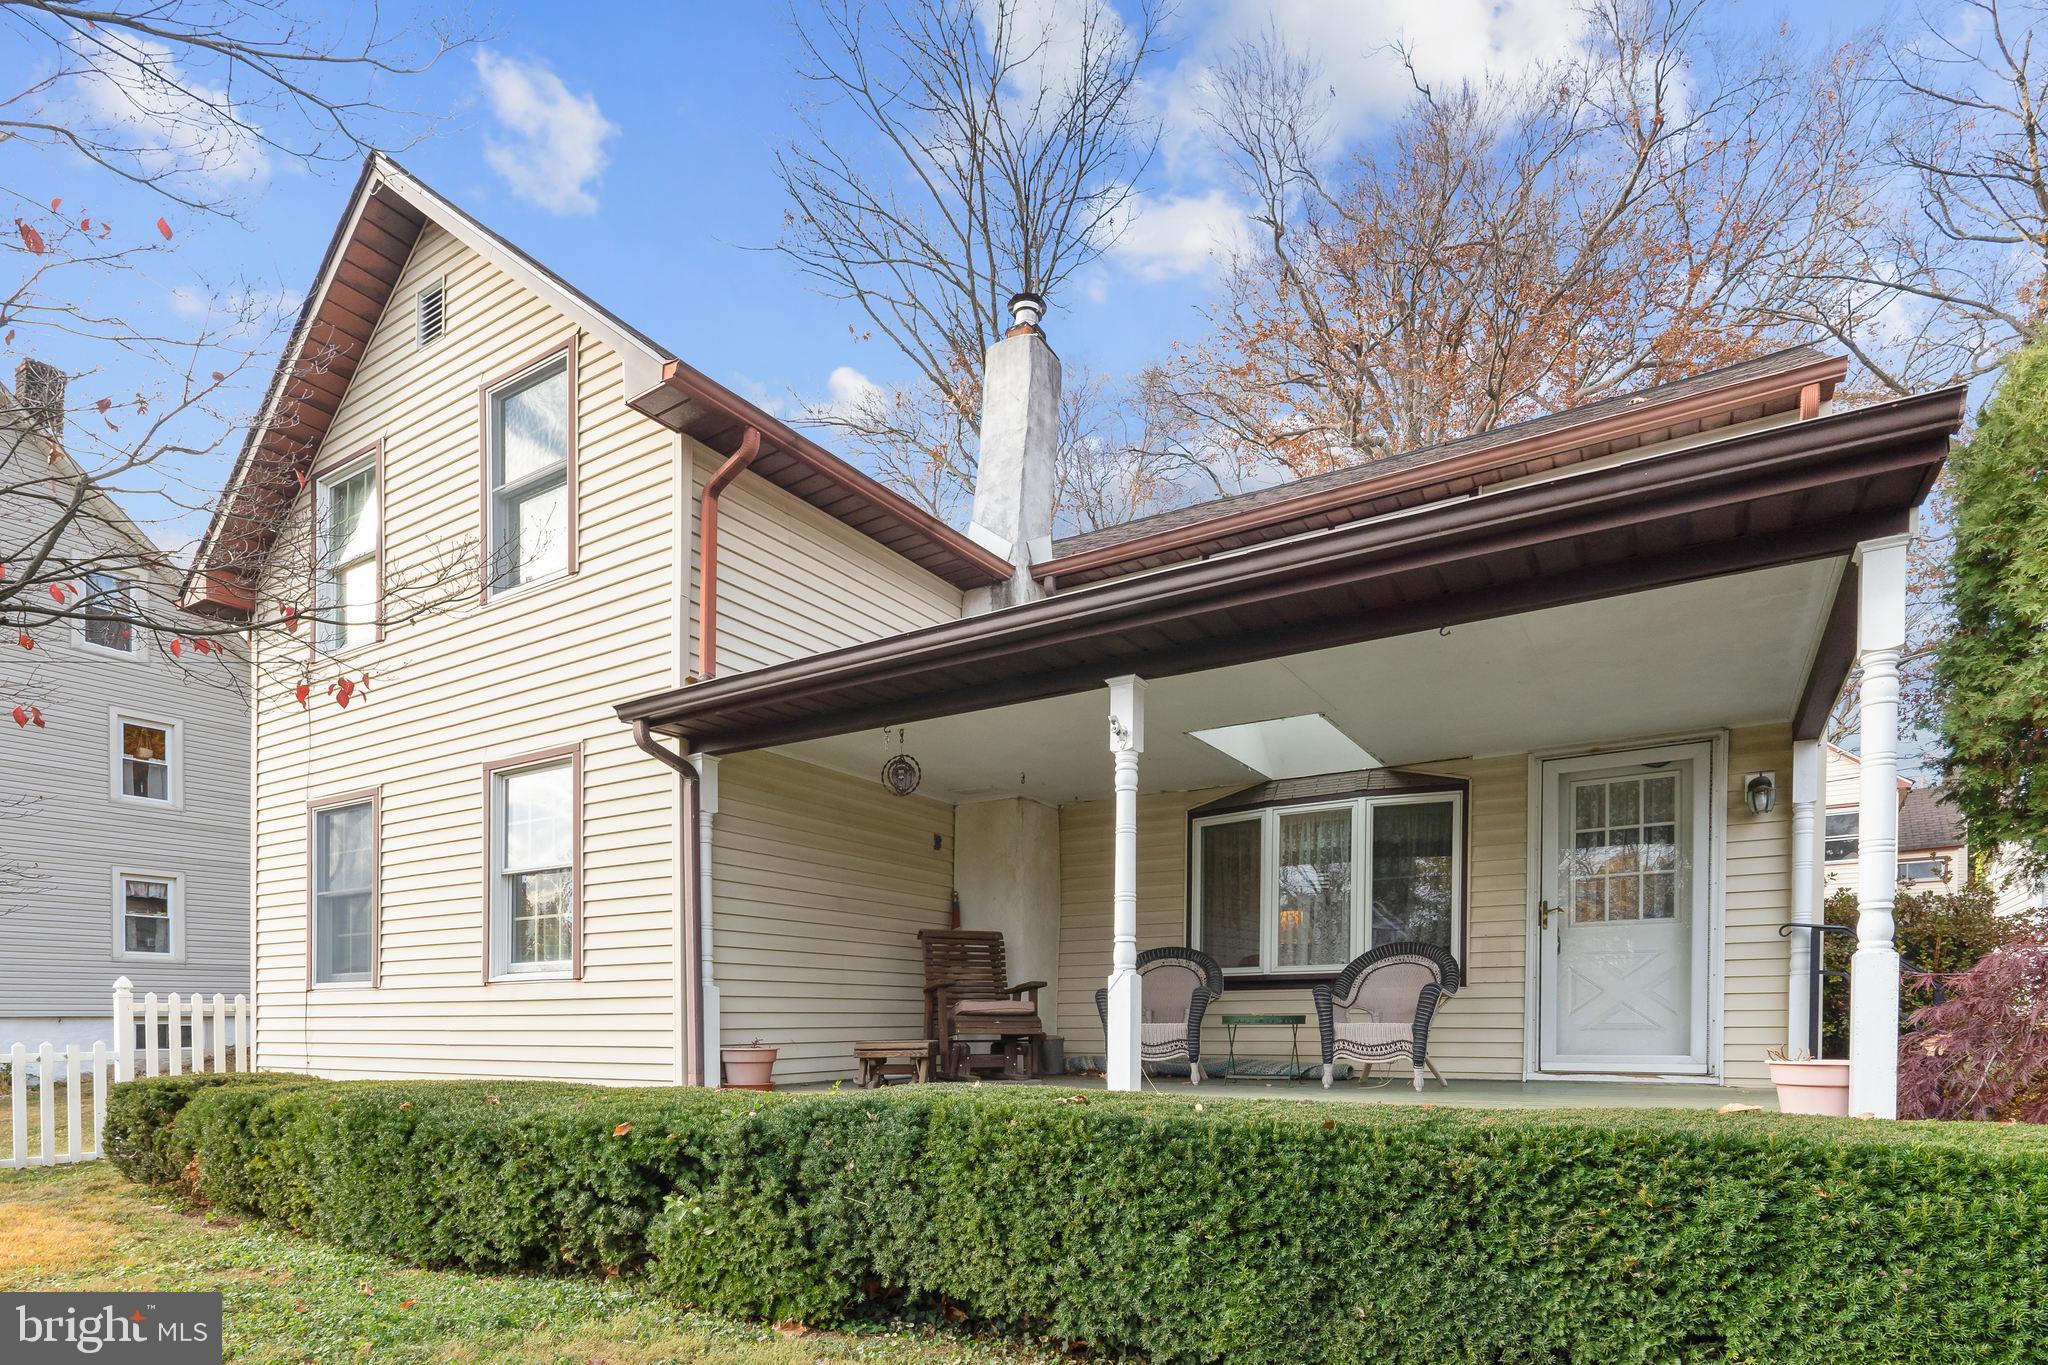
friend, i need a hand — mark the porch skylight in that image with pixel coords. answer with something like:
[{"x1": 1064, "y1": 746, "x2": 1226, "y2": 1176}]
[{"x1": 1187, "y1": 714, "x2": 1380, "y2": 780}]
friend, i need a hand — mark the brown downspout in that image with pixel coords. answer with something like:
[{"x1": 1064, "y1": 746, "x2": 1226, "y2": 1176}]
[
  {"x1": 698, "y1": 426, "x2": 762, "y2": 678},
  {"x1": 633, "y1": 719, "x2": 705, "y2": 1086}
]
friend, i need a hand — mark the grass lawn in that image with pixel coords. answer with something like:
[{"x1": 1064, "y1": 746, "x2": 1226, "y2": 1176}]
[{"x1": 0, "y1": 1163, "x2": 1059, "y2": 1364}]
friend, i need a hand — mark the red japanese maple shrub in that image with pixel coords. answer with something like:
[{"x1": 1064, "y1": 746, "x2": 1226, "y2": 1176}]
[{"x1": 1898, "y1": 935, "x2": 2048, "y2": 1122}]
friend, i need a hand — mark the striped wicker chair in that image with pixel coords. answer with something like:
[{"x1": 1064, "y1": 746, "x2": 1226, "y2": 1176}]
[
  {"x1": 1094, "y1": 946, "x2": 1223, "y2": 1084},
  {"x1": 1313, "y1": 942, "x2": 1460, "y2": 1091}
]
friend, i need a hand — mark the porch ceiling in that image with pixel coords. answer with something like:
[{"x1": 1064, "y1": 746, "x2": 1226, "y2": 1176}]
[
  {"x1": 777, "y1": 559, "x2": 1845, "y2": 805},
  {"x1": 617, "y1": 386, "x2": 1962, "y2": 759}
]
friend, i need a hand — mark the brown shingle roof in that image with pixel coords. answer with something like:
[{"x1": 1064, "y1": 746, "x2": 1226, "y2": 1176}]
[{"x1": 1900, "y1": 785, "x2": 1968, "y2": 853}]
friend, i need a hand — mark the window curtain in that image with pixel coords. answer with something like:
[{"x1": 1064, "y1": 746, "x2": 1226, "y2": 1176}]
[
  {"x1": 1278, "y1": 809, "x2": 1352, "y2": 967},
  {"x1": 1199, "y1": 820, "x2": 1261, "y2": 968},
  {"x1": 1370, "y1": 802, "x2": 1454, "y2": 949}
]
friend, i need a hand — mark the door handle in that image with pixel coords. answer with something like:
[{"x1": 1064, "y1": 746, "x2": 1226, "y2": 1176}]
[{"x1": 1538, "y1": 899, "x2": 1552, "y2": 931}]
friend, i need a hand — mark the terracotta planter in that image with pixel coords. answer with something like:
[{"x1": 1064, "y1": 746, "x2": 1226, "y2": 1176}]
[
  {"x1": 1769, "y1": 1058, "x2": 1850, "y2": 1116},
  {"x1": 721, "y1": 1045, "x2": 777, "y2": 1091}
]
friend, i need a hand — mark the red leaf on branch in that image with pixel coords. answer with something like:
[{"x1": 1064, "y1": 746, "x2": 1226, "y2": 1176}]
[
  {"x1": 16, "y1": 632, "x2": 32, "y2": 650},
  {"x1": 294, "y1": 682, "x2": 310, "y2": 707},
  {"x1": 282, "y1": 604, "x2": 299, "y2": 632},
  {"x1": 210, "y1": 370, "x2": 224, "y2": 383},
  {"x1": 335, "y1": 676, "x2": 356, "y2": 708},
  {"x1": 169, "y1": 638, "x2": 183, "y2": 657},
  {"x1": 193, "y1": 638, "x2": 211, "y2": 654},
  {"x1": 29, "y1": 706, "x2": 44, "y2": 728},
  {"x1": 48, "y1": 198, "x2": 60, "y2": 211},
  {"x1": 47, "y1": 584, "x2": 65, "y2": 603},
  {"x1": 156, "y1": 217, "x2": 173, "y2": 241},
  {"x1": 16, "y1": 220, "x2": 44, "y2": 255},
  {"x1": 80, "y1": 218, "x2": 90, "y2": 231},
  {"x1": 10, "y1": 706, "x2": 26, "y2": 728},
  {"x1": 95, "y1": 397, "x2": 111, "y2": 414}
]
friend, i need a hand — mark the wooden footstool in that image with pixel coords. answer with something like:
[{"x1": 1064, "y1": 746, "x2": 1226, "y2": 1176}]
[{"x1": 854, "y1": 1039, "x2": 937, "y2": 1088}]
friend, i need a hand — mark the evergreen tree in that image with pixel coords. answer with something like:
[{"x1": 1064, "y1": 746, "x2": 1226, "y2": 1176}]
[{"x1": 1936, "y1": 341, "x2": 2048, "y2": 879}]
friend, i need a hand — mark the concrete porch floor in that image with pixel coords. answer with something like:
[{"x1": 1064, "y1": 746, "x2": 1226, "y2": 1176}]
[{"x1": 913, "y1": 1074, "x2": 1779, "y2": 1111}]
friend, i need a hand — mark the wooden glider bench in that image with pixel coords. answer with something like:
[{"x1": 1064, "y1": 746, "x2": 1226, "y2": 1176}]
[{"x1": 854, "y1": 1039, "x2": 938, "y2": 1088}]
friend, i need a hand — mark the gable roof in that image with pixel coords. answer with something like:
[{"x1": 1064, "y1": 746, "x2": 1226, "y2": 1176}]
[
  {"x1": 1900, "y1": 784, "x2": 1968, "y2": 853},
  {"x1": 183, "y1": 156, "x2": 1009, "y2": 615},
  {"x1": 1042, "y1": 347, "x2": 1847, "y2": 588}
]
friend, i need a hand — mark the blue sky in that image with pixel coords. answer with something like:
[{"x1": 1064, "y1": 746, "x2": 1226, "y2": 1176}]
[{"x1": 12, "y1": 0, "x2": 1890, "y2": 543}]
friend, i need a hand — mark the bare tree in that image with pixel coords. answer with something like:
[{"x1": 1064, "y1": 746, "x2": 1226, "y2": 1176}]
[
  {"x1": 773, "y1": 0, "x2": 1165, "y2": 520},
  {"x1": 1146, "y1": 0, "x2": 1869, "y2": 484}
]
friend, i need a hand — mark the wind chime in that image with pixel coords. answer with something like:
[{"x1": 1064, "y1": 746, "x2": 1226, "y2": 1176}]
[{"x1": 879, "y1": 725, "x2": 922, "y2": 797}]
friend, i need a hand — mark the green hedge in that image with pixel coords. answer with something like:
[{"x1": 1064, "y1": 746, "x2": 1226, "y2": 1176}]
[{"x1": 107, "y1": 1077, "x2": 2048, "y2": 1363}]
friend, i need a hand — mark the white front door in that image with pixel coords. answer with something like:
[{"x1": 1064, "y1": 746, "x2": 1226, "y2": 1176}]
[{"x1": 1537, "y1": 743, "x2": 1713, "y2": 1075}]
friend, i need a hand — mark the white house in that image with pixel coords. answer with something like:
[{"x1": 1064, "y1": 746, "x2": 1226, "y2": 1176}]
[{"x1": 186, "y1": 156, "x2": 1966, "y2": 1117}]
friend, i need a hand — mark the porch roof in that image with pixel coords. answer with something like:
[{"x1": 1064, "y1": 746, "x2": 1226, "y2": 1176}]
[{"x1": 615, "y1": 386, "x2": 1964, "y2": 758}]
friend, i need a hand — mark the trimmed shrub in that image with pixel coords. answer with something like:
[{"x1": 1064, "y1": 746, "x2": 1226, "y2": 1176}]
[
  {"x1": 110, "y1": 1080, "x2": 2048, "y2": 1363},
  {"x1": 103, "y1": 1072, "x2": 308, "y2": 1187}
]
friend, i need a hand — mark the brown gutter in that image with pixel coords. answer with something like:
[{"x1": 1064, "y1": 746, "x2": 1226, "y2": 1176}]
[
  {"x1": 698, "y1": 426, "x2": 761, "y2": 678},
  {"x1": 1037, "y1": 356, "x2": 1850, "y2": 585},
  {"x1": 632, "y1": 720, "x2": 705, "y2": 1087},
  {"x1": 616, "y1": 384, "x2": 1963, "y2": 752},
  {"x1": 636, "y1": 357, "x2": 1013, "y2": 588}
]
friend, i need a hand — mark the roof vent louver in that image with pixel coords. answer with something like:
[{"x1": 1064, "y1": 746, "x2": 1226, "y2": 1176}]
[{"x1": 416, "y1": 280, "x2": 446, "y2": 348}]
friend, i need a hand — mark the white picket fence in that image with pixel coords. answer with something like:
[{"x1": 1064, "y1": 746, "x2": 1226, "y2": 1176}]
[{"x1": 2, "y1": 976, "x2": 250, "y2": 1170}]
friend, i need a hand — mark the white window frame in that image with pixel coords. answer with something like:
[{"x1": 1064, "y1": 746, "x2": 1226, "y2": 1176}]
[
  {"x1": 310, "y1": 794, "x2": 378, "y2": 987},
  {"x1": 486, "y1": 753, "x2": 579, "y2": 981},
  {"x1": 108, "y1": 709, "x2": 181, "y2": 810},
  {"x1": 73, "y1": 571, "x2": 142, "y2": 659},
  {"x1": 486, "y1": 355, "x2": 573, "y2": 597},
  {"x1": 110, "y1": 869, "x2": 183, "y2": 963},
  {"x1": 314, "y1": 451, "x2": 379, "y2": 655},
  {"x1": 1192, "y1": 790, "x2": 1464, "y2": 977}
]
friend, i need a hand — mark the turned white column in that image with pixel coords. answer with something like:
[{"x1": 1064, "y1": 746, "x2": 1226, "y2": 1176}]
[
  {"x1": 694, "y1": 754, "x2": 724, "y2": 1085},
  {"x1": 1849, "y1": 534, "x2": 1909, "y2": 1118},
  {"x1": 1787, "y1": 739, "x2": 1822, "y2": 1055},
  {"x1": 1105, "y1": 676, "x2": 1147, "y2": 1092}
]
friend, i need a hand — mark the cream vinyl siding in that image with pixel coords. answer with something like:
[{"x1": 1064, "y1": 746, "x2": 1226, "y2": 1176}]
[
  {"x1": 687, "y1": 451, "x2": 961, "y2": 675},
  {"x1": 250, "y1": 222, "x2": 683, "y2": 1083},
  {"x1": 711, "y1": 751, "x2": 953, "y2": 1085},
  {"x1": 1055, "y1": 726, "x2": 1793, "y2": 1087}
]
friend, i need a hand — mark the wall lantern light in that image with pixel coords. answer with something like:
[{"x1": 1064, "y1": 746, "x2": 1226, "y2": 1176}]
[{"x1": 1744, "y1": 771, "x2": 1777, "y2": 815}]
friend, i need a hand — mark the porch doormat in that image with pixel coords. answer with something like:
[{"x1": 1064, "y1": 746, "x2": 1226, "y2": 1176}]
[{"x1": 1218, "y1": 1060, "x2": 1316, "y2": 1080}]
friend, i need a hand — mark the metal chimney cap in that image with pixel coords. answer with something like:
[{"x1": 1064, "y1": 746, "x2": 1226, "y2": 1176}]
[{"x1": 1006, "y1": 291, "x2": 1047, "y2": 333}]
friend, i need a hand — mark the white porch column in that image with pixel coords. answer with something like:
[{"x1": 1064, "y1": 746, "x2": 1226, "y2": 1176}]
[
  {"x1": 1787, "y1": 739, "x2": 1822, "y2": 1055},
  {"x1": 1105, "y1": 676, "x2": 1147, "y2": 1092},
  {"x1": 1849, "y1": 534, "x2": 1909, "y2": 1118},
  {"x1": 694, "y1": 754, "x2": 723, "y2": 1086}
]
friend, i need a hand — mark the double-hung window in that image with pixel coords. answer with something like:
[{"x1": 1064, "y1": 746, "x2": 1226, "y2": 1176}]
[
  {"x1": 111, "y1": 713, "x2": 177, "y2": 806},
  {"x1": 1823, "y1": 810, "x2": 1859, "y2": 864},
  {"x1": 315, "y1": 456, "x2": 378, "y2": 652},
  {"x1": 1193, "y1": 789, "x2": 1463, "y2": 976},
  {"x1": 311, "y1": 796, "x2": 377, "y2": 985},
  {"x1": 487, "y1": 358, "x2": 572, "y2": 593},
  {"x1": 488, "y1": 753, "x2": 578, "y2": 977},
  {"x1": 78, "y1": 572, "x2": 138, "y2": 655},
  {"x1": 113, "y1": 872, "x2": 177, "y2": 959}
]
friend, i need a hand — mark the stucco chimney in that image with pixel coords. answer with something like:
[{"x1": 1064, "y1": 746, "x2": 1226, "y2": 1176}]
[
  {"x1": 12, "y1": 358, "x2": 67, "y2": 442},
  {"x1": 965, "y1": 291, "x2": 1059, "y2": 613}
]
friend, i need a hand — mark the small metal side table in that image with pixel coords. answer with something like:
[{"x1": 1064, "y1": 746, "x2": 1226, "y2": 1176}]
[{"x1": 1218, "y1": 1012, "x2": 1310, "y2": 1081}]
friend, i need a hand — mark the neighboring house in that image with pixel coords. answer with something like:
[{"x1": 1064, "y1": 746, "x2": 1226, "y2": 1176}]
[
  {"x1": 0, "y1": 366, "x2": 250, "y2": 1053},
  {"x1": 186, "y1": 155, "x2": 1964, "y2": 1116},
  {"x1": 1821, "y1": 745, "x2": 1966, "y2": 894}
]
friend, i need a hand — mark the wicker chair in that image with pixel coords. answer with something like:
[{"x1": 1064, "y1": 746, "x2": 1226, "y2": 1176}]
[
  {"x1": 1312, "y1": 942, "x2": 1460, "y2": 1091},
  {"x1": 1094, "y1": 946, "x2": 1223, "y2": 1084}
]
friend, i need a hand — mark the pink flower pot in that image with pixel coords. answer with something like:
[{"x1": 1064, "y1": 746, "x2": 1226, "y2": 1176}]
[
  {"x1": 721, "y1": 1045, "x2": 777, "y2": 1091},
  {"x1": 1769, "y1": 1058, "x2": 1850, "y2": 1116}
]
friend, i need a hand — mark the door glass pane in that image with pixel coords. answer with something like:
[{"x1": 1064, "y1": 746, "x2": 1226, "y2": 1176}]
[
  {"x1": 1369, "y1": 800, "x2": 1455, "y2": 949},
  {"x1": 1198, "y1": 819, "x2": 1261, "y2": 969},
  {"x1": 1277, "y1": 808, "x2": 1351, "y2": 968},
  {"x1": 1563, "y1": 773, "x2": 1688, "y2": 925}
]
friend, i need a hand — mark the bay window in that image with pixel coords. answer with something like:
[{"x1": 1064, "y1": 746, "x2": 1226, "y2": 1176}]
[{"x1": 1192, "y1": 788, "x2": 1462, "y2": 976}]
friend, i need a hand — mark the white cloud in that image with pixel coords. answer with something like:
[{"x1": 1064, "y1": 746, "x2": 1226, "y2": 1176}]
[
  {"x1": 1157, "y1": 0, "x2": 1586, "y2": 168},
  {"x1": 820, "y1": 364, "x2": 884, "y2": 419},
  {"x1": 1107, "y1": 189, "x2": 1255, "y2": 282},
  {"x1": 68, "y1": 33, "x2": 271, "y2": 188},
  {"x1": 474, "y1": 52, "x2": 617, "y2": 215}
]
